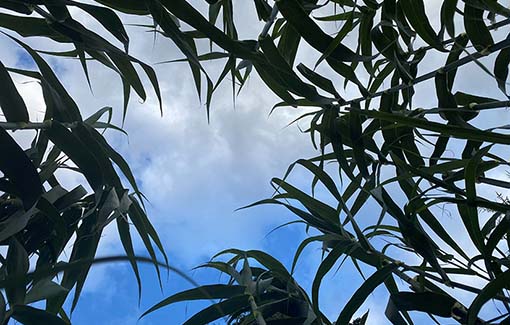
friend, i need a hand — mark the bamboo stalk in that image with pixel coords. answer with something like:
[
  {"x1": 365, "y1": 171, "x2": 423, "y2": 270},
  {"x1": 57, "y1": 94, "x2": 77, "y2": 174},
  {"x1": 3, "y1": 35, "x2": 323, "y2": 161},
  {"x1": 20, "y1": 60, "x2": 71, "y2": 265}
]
[{"x1": 0, "y1": 121, "x2": 78, "y2": 131}]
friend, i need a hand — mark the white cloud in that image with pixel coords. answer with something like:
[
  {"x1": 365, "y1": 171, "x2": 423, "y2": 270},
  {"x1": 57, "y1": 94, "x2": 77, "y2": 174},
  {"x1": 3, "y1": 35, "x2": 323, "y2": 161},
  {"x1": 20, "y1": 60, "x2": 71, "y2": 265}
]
[
  {"x1": 2, "y1": 3, "x2": 321, "y2": 306},
  {"x1": 3, "y1": 2, "x2": 510, "y2": 323}
]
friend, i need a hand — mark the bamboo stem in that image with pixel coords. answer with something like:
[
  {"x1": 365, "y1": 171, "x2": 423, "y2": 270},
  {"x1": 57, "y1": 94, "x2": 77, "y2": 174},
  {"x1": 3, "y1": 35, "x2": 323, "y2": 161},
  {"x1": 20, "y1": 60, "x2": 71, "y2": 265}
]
[
  {"x1": 260, "y1": 5, "x2": 279, "y2": 40},
  {"x1": 248, "y1": 294, "x2": 267, "y2": 325},
  {"x1": 0, "y1": 121, "x2": 77, "y2": 131},
  {"x1": 392, "y1": 269, "x2": 483, "y2": 325},
  {"x1": 343, "y1": 37, "x2": 510, "y2": 108}
]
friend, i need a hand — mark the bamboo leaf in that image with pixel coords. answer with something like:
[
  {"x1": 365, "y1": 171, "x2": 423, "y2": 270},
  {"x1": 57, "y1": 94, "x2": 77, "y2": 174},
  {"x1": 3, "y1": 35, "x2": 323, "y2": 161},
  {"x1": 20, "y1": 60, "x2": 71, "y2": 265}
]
[
  {"x1": 468, "y1": 269, "x2": 510, "y2": 324},
  {"x1": 25, "y1": 279, "x2": 69, "y2": 304},
  {"x1": 0, "y1": 60, "x2": 28, "y2": 122},
  {"x1": 3, "y1": 33, "x2": 82, "y2": 122},
  {"x1": 11, "y1": 305, "x2": 69, "y2": 325},
  {"x1": 391, "y1": 292, "x2": 457, "y2": 317},
  {"x1": 6, "y1": 238, "x2": 29, "y2": 306},
  {"x1": 141, "y1": 285, "x2": 247, "y2": 318},
  {"x1": 275, "y1": 0, "x2": 368, "y2": 62},
  {"x1": 183, "y1": 295, "x2": 250, "y2": 325},
  {"x1": 355, "y1": 109, "x2": 510, "y2": 145},
  {"x1": 400, "y1": 0, "x2": 443, "y2": 50},
  {"x1": 0, "y1": 126, "x2": 42, "y2": 209},
  {"x1": 440, "y1": 0, "x2": 458, "y2": 38},
  {"x1": 494, "y1": 47, "x2": 510, "y2": 95},
  {"x1": 312, "y1": 241, "x2": 354, "y2": 318},
  {"x1": 336, "y1": 263, "x2": 398, "y2": 324},
  {"x1": 73, "y1": 3, "x2": 129, "y2": 50},
  {"x1": 464, "y1": 3, "x2": 494, "y2": 51}
]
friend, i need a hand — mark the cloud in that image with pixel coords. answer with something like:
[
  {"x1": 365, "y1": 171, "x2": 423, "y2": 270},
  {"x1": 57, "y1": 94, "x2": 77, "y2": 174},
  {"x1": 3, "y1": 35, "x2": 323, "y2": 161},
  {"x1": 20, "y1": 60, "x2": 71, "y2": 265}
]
[
  {"x1": 3, "y1": 4, "x2": 322, "y2": 309},
  {"x1": 4, "y1": 2, "x2": 509, "y2": 323}
]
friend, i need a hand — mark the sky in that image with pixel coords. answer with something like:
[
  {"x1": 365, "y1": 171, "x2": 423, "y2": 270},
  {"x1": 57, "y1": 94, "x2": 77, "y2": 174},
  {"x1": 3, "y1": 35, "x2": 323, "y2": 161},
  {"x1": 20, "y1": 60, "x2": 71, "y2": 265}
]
[{"x1": 1, "y1": 1, "x2": 510, "y2": 324}]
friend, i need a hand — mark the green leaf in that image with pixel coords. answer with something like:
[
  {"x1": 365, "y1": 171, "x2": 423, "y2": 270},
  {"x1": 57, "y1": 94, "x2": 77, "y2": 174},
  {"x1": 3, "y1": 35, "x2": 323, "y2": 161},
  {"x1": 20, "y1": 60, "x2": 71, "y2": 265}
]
[
  {"x1": 336, "y1": 263, "x2": 398, "y2": 324},
  {"x1": 60, "y1": 214, "x2": 102, "y2": 312},
  {"x1": 160, "y1": 51, "x2": 230, "y2": 64},
  {"x1": 400, "y1": 0, "x2": 443, "y2": 50},
  {"x1": 277, "y1": 23, "x2": 301, "y2": 67},
  {"x1": 6, "y1": 238, "x2": 29, "y2": 306},
  {"x1": 0, "y1": 292, "x2": 5, "y2": 322},
  {"x1": 271, "y1": 178, "x2": 340, "y2": 228},
  {"x1": 462, "y1": 146, "x2": 491, "y2": 252},
  {"x1": 146, "y1": 0, "x2": 205, "y2": 102},
  {"x1": 355, "y1": 109, "x2": 510, "y2": 145},
  {"x1": 214, "y1": 249, "x2": 292, "y2": 281},
  {"x1": 258, "y1": 35, "x2": 323, "y2": 102},
  {"x1": 0, "y1": 60, "x2": 28, "y2": 122},
  {"x1": 84, "y1": 123, "x2": 144, "y2": 205},
  {"x1": 312, "y1": 241, "x2": 354, "y2": 318},
  {"x1": 429, "y1": 135, "x2": 449, "y2": 166},
  {"x1": 3, "y1": 33, "x2": 82, "y2": 122},
  {"x1": 291, "y1": 235, "x2": 329, "y2": 273},
  {"x1": 494, "y1": 47, "x2": 510, "y2": 95},
  {"x1": 183, "y1": 295, "x2": 250, "y2": 325},
  {"x1": 253, "y1": 61, "x2": 297, "y2": 104},
  {"x1": 385, "y1": 298, "x2": 408, "y2": 325},
  {"x1": 328, "y1": 58, "x2": 370, "y2": 97},
  {"x1": 45, "y1": 122, "x2": 104, "y2": 191},
  {"x1": 108, "y1": 51, "x2": 146, "y2": 102},
  {"x1": 196, "y1": 261, "x2": 242, "y2": 284},
  {"x1": 25, "y1": 279, "x2": 69, "y2": 304},
  {"x1": 350, "y1": 109, "x2": 369, "y2": 178},
  {"x1": 0, "y1": 126, "x2": 42, "y2": 209},
  {"x1": 391, "y1": 292, "x2": 457, "y2": 317},
  {"x1": 36, "y1": 197, "x2": 67, "y2": 240},
  {"x1": 160, "y1": 0, "x2": 255, "y2": 59},
  {"x1": 254, "y1": 0, "x2": 272, "y2": 21},
  {"x1": 141, "y1": 285, "x2": 247, "y2": 318},
  {"x1": 0, "y1": 13, "x2": 68, "y2": 42},
  {"x1": 297, "y1": 64, "x2": 339, "y2": 97},
  {"x1": 0, "y1": 1, "x2": 32, "y2": 14},
  {"x1": 53, "y1": 185, "x2": 87, "y2": 211},
  {"x1": 485, "y1": 212, "x2": 510, "y2": 258},
  {"x1": 463, "y1": 3, "x2": 494, "y2": 52},
  {"x1": 454, "y1": 91, "x2": 498, "y2": 106},
  {"x1": 116, "y1": 216, "x2": 142, "y2": 301},
  {"x1": 315, "y1": 11, "x2": 358, "y2": 67},
  {"x1": 358, "y1": 9, "x2": 375, "y2": 73},
  {"x1": 416, "y1": 200, "x2": 469, "y2": 260},
  {"x1": 467, "y1": 269, "x2": 510, "y2": 324},
  {"x1": 11, "y1": 305, "x2": 69, "y2": 325},
  {"x1": 94, "y1": 0, "x2": 149, "y2": 14},
  {"x1": 73, "y1": 3, "x2": 129, "y2": 50},
  {"x1": 275, "y1": 0, "x2": 367, "y2": 62},
  {"x1": 440, "y1": 0, "x2": 458, "y2": 38},
  {"x1": 315, "y1": 11, "x2": 361, "y2": 22},
  {"x1": 127, "y1": 197, "x2": 166, "y2": 289}
]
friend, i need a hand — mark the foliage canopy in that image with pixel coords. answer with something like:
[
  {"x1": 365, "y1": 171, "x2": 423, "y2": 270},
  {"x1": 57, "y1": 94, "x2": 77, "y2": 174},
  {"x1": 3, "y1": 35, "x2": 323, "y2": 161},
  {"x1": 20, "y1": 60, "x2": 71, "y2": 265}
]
[{"x1": 1, "y1": 0, "x2": 510, "y2": 324}]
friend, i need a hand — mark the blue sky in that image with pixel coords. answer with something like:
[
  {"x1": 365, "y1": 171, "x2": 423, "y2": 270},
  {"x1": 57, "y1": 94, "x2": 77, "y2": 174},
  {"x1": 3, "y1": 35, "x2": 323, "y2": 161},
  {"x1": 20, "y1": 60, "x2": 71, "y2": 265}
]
[
  {"x1": 2, "y1": 1, "x2": 510, "y2": 324},
  {"x1": 2, "y1": 5, "x2": 334, "y2": 322}
]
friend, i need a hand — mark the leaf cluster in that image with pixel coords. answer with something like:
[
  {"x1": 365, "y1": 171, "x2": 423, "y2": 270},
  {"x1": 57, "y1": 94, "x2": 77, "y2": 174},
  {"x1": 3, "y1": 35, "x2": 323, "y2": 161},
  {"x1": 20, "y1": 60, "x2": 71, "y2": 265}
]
[
  {"x1": 133, "y1": 0, "x2": 510, "y2": 324},
  {"x1": 3, "y1": 0, "x2": 510, "y2": 324}
]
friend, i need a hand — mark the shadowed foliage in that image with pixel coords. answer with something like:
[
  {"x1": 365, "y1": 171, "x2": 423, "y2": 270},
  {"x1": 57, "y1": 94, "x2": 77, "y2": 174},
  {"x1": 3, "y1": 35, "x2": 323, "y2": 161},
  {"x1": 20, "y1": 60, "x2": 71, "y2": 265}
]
[{"x1": 1, "y1": 0, "x2": 510, "y2": 324}]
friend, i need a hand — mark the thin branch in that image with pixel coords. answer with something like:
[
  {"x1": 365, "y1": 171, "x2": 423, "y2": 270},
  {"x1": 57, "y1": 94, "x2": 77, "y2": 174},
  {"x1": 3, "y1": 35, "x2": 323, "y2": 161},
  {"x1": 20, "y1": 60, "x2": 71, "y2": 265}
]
[
  {"x1": 391, "y1": 268, "x2": 483, "y2": 325},
  {"x1": 248, "y1": 294, "x2": 267, "y2": 325},
  {"x1": 260, "y1": 5, "x2": 279, "y2": 40},
  {"x1": 0, "y1": 121, "x2": 72, "y2": 131},
  {"x1": 342, "y1": 37, "x2": 510, "y2": 108},
  {"x1": 472, "y1": 100, "x2": 510, "y2": 110},
  {"x1": 479, "y1": 177, "x2": 510, "y2": 189},
  {"x1": 368, "y1": 247, "x2": 509, "y2": 303},
  {"x1": 400, "y1": 264, "x2": 510, "y2": 303},
  {"x1": 405, "y1": 18, "x2": 510, "y2": 58}
]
